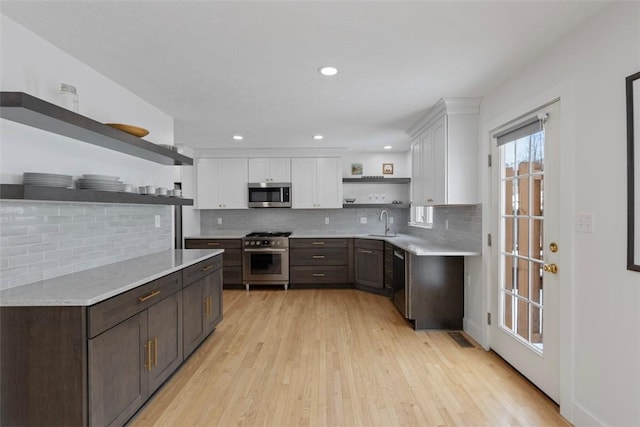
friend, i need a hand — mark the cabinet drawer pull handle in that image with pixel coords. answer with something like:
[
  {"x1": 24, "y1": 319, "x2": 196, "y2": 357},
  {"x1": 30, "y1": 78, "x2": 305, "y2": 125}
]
[
  {"x1": 201, "y1": 265, "x2": 214, "y2": 272},
  {"x1": 359, "y1": 250, "x2": 373, "y2": 254},
  {"x1": 313, "y1": 273, "x2": 326, "y2": 277},
  {"x1": 208, "y1": 296, "x2": 213, "y2": 317},
  {"x1": 312, "y1": 242, "x2": 325, "y2": 245},
  {"x1": 153, "y1": 337, "x2": 158, "y2": 368},
  {"x1": 139, "y1": 290, "x2": 161, "y2": 303},
  {"x1": 203, "y1": 298, "x2": 208, "y2": 317},
  {"x1": 312, "y1": 255, "x2": 325, "y2": 259},
  {"x1": 145, "y1": 340, "x2": 152, "y2": 371},
  {"x1": 207, "y1": 242, "x2": 220, "y2": 246}
]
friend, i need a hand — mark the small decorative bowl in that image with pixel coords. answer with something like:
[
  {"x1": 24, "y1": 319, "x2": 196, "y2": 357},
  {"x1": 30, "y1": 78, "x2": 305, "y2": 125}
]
[{"x1": 344, "y1": 198, "x2": 356, "y2": 203}]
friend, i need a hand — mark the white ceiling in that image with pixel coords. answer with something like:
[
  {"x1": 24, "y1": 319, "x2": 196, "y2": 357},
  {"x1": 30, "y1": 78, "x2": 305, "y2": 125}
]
[{"x1": 1, "y1": 1, "x2": 607, "y2": 152}]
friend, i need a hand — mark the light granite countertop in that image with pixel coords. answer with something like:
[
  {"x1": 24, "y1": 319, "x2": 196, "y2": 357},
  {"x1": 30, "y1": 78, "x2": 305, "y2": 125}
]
[
  {"x1": 186, "y1": 233, "x2": 480, "y2": 257},
  {"x1": 0, "y1": 249, "x2": 224, "y2": 307}
]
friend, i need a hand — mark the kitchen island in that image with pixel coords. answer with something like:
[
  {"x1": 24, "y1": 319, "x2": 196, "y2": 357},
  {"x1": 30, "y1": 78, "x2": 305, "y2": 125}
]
[{"x1": 0, "y1": 249, "x2": 224, "y2": 427}]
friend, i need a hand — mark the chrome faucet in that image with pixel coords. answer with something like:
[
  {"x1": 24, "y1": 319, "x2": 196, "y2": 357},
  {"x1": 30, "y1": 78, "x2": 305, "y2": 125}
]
[{"x1": 379, "y1": 210, "x2": 391, "y2": 236}]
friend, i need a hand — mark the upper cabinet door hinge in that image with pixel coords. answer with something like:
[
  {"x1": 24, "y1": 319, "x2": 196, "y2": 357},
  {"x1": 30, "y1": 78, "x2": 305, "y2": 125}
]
[
  {"x1": 488, "y1": 154, "x2": 492, "y2": 167},
  {"x1": 487, "y1": 233, "x2": 492, "y2": 247},
  {"x1": 487, "y1": 313, "x2": 492, "y2": 325}
]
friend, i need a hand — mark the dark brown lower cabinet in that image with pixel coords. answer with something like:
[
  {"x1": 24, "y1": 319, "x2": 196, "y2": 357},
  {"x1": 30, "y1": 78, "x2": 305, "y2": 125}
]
[
  {"x1": 90, "y1": 284, "x2": 185, "y2": 427},
  {"x1": 185, "y1": 238, "x2": 242, "y2": 286},
  {"x1": 354, "y1": 239, "x2": 384, "y2": 290},
  {"x1": 88, "y1": 312, "x2": 148, "y2": 427},
  {"x1": 289, "y1": 238, "x2": 353, "y2": 286},
  {"x1": 183, "y1": 257, "x2": 223, "y2": 358}
]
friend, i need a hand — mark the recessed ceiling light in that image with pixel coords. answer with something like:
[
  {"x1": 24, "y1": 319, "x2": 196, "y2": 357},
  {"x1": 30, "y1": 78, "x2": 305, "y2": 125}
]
[
  {"x1": 313, "y1": 135, "x2": 324, "y2": 140},
  {"x1": 318, "y1": 66, "x2": 338, "y2": 76},
  {"x1": 384, "y1": 145, "x2": 392, "y2": 150},
  {"x1": 233, "y1": 135, "x2": 243, "y2": 141}
]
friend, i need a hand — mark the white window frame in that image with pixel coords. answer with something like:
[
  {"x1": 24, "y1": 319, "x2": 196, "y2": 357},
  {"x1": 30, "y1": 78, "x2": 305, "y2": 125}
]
[{"x1": 409, "y1": 205, "x2": 434, "y2": 229}]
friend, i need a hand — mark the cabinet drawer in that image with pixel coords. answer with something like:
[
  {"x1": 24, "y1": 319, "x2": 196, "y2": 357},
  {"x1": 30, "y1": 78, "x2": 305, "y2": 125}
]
[
  {"x1": 223, "y1": 266, "x2": 243, "y2": 285},
  {"x1": 88, "y1": 271, "x2": 181, "y2": 338},
  {"x1": 355, "y1": 239, "x2": 384, "y2": 251},
  {"x1": 290, "y1": 266, "x2": 349, "y2": 284},
  {"x1": 183, "y1": 255, "x2": 223, "y2": 286},
  {"x1": 223, "y1": 248, "x2": 242, "y2": 267},
  {"x1": 290, "y1": 248, "x2": 348, "y2": 266},
  {"x1": 185, "y1": 238, "x2": 242, "y2": 249},
  {"x1": 290, "y1": 238, "x2": 348, "y2": 248}
]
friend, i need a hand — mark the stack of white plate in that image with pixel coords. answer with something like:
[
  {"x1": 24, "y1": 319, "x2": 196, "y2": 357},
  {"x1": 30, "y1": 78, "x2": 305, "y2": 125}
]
[
  {"x1": 77, "y1": 174, "x2": 125, "y2": 192},
  {"x1": 23, "y1": 172, "x2": 73, "y2": 188}
]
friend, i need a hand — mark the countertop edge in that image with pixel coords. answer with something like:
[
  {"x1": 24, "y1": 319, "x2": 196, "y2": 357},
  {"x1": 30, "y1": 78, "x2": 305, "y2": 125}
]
[
  {"x1": 185, "y1": 234, "x2": 480, "y2": 257},
  {"x1": 0, "y1": 249, "x2": 224, "y2": 307}
]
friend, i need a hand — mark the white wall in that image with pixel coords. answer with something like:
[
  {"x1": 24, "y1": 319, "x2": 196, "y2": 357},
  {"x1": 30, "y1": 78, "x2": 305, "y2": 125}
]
[
  {"x1": 469, "y1": 3, "x2": 640, "y2": 426},
  {"x1": 0, "y1": 15, "x2": 174, "y2": 189}
]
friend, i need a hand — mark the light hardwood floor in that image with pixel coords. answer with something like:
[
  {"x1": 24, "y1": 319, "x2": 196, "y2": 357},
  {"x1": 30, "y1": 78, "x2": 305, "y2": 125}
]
[{"x1": 130, "y1": 289, "x2": 569, "y2": 426}]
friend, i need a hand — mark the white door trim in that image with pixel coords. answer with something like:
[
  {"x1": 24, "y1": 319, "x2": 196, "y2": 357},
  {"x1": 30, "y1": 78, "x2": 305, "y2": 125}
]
[{"x1": 478, "y1": 79, "x2": 577, "y2": 422}]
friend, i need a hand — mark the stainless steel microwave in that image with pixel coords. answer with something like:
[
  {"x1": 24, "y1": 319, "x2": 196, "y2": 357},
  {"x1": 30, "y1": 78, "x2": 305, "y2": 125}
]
[{"x1": 248, "y1": 182, "x2": 291, "y2": 208}]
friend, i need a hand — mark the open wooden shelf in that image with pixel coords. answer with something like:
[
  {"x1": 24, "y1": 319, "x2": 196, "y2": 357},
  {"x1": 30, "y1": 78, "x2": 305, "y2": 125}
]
[
  {"x1": 0, "y1": 92, "x2": 193, "y2": 165},
  {"x1": 0, "y1": 184, "x2": 194, "y2": 206},
  {"x1": 342, "y1": 177, "x2": 410, "y2": 183}
]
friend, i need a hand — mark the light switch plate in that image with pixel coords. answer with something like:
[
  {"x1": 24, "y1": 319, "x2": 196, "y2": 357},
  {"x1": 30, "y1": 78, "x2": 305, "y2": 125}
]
[
  {"x1": 155, "y1": 215, "x2": 161, "y2": 228},
  {"x1": 324, "y1": 217, "x2": 330, "y2": 225},
  {"x1": 217, "y1": 217, "x2": 222, "y2": 225},
  {"x1": 576, "y1": 213, "x2": 594, "y2": 233},
  {"x1": 360, "y1": 217, "x2": 367, "y2": 224}
]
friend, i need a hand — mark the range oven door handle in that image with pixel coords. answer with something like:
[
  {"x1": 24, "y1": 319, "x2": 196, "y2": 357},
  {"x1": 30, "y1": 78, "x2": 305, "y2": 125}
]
[{"x1": 244, "y1": 248, "x2": 288, "y2": 253}]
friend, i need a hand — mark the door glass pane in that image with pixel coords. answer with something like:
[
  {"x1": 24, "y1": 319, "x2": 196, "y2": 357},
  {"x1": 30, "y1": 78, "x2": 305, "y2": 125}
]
[
  {"x1": 503, "y1": 293, "x2": 514, "y2": 332},
  {"x1": 517, "y1": 298, "x2": 529, "y2": 341},
  {"x1": 499, "y1": 128, "x2": 545, "y2": 353}
]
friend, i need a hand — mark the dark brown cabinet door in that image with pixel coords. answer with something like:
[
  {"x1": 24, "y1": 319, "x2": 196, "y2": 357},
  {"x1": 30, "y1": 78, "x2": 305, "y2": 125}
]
[
  {"x1": 183, "y1": 279, "x2": 206, "y2": 358},
  {"x1": 355, "y1": 248, "x2": 384, "y2": 289},
  {"x1": 88, "y1": 312, "x2": 148, "y2": 427},
  {"x1": 147, "y1": 291, "x2": 183, "y2": 394},
  {"x1": 204, "y1": 269, "x2": 223, "y2": 332}
]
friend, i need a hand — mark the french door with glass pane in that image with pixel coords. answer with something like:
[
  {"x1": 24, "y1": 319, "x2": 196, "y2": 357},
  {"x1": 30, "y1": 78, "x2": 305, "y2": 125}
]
[{"x1": 491, "y1": 101, "x2": 561, "y2": 403}]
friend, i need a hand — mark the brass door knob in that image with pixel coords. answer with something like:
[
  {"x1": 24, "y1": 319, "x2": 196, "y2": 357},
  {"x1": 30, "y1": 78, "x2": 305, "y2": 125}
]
[{"x1": 543, "y1": 264, "x2": 559, "y2": 274}]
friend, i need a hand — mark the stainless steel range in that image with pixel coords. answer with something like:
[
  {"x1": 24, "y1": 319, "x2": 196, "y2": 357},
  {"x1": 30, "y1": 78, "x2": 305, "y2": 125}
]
[{"x1": 243, "y1": 232, "x2": 291, "y2": 290}]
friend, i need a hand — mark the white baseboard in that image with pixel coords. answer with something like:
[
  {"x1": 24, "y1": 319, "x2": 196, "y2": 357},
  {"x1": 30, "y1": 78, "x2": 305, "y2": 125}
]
[
  {"x1": 571, "y1": 400, "x2": 606, "y2": 426},
  {"x1": 463, "y1": 317, "x2": 487, "y2": 349}
]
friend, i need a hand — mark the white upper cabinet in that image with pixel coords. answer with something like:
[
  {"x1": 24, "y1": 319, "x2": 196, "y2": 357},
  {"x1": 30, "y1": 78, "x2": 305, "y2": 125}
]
[
  {"x1": 407, "y1": 98, "x2": 481, "y2": 205},
  {"x1": 248, "y1": 158, "x2": 291, "y2": 183},
  {"x1": 195, "y1": 158, "x2": 248, "y2": 209},
  {"x1": 291, "y1": 157, "x2": 342, "y2": 209}
]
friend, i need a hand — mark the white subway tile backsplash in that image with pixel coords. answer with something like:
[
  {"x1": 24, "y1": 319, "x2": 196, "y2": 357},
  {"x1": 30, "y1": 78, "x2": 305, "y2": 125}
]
[
  {"x1": 8, "y1": 253, "x2": 44, "y2": 267},
  {"x1": 28, "y1": 242, "x2": 59, "y2": 253},
  {"x1": 0, "y1": 201, "x2": 172, "y2": 290},
  {"x1": 0, "y1": 225, "x2": 28, "y2": 236},
  {"x1": 28, "y1": 224, "x2": 60, "y2": 234}
]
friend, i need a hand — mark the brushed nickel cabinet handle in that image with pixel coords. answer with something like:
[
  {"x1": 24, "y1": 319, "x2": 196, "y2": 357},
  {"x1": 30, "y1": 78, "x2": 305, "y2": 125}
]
[
  {"x1": 359, "y1": 250, "x2": 373, "y2": 254},
  {"x1": 312, "y1": 255, "x2": 325, "y2": 259},
  {"x1": 203, "y1": 297, "x2": 208, "y2": 318},
  {"x1": 207, "y1": 242, "x2": 220, "y2": 246},
  {"x1": 201, "y1": 265, "x2": 214, "y2": 272},
  {"x1": 312, "y1": 273, "x2": 326, "y2": 277},
  {"x1": 312, "y1": 242, "x2": 325, "y2": 245},
  {"x1": 139, "y1": 290, "x2": 160, "y2": 303}
]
